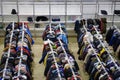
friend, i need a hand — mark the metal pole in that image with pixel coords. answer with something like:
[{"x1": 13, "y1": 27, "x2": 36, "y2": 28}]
[
  {"x1": 112, "y1": 1, "x2": 116, "y2": 26},
  {"x1": 111, "y1": 1, "x2": 114, "y2": 19},
  {"x1": 17, "y1": 0, "x2": 19, "y2": 23},
  {"x1": 65, "y1": 0, "x2": 67, "y2": 28},
  {"x1": 33, "y1": 0, "x2": 35, "y2": 23},
  {"x1": 81, "y1": 0, "x2": 83, "y2": 18},
  {"x1": 78, "y1": 0, "x2": 81, "y2": 20},
  {"x1": 48, "y1": 1, "x2": 52, "y2": 33},
  {"x1": 49, "y1": 1, "x2": 51, "y2": 24},
  {"x1": 33, "y1": 0, "x2": 36, "y2": 38},
  {"x1": 1, "y1": 0, "x2": 4, "y2": 24},
  {"x1": 97, "y1": 0, "x2": 99, "y2": 19},
  {"x1": 95, "y1": 0, "x2": 99, "y2": 18}
]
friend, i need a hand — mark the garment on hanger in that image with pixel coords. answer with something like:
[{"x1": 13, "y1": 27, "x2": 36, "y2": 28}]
[
  {"x1": 0, "y1": 23, "x2": 34, "y2": 80},
  {"x1": 106, "y1": 28, "x2": 120, "y2": 52},
  {"x1": 40, "y1": 23, "x2": 81, "y2": 80},
  {"x1": 74, "y1": 20, "x2": 120, "y2": 80}
]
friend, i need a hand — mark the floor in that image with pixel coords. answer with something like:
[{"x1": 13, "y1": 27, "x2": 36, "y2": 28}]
[{"x1": 0, "y1": 37, "x2": 89, "y2": 80}]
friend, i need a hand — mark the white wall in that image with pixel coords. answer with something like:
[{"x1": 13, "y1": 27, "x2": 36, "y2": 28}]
[
  {"x1": 1, "y1": 2, "x2": 81, "y2": 16},
  {"x1": 99, "y1": 2, "x2": 113, "y2": 14},
  {"x1": 2, "y1": 2, "x2": 17, "y2": 15},
  {"x1": 0, "y1": 1, "x2": 120, "y2": 22},
  {"x1": 35, "y1": 5, "x2": 49, "y2": 15}
]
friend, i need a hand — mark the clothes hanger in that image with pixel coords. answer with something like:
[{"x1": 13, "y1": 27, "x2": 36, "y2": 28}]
[
  {"x1": 59, "y1": 23, "x2": 64, "y2": 35},
  {"x1": 47, "y1": 39, "x2": 62, "y2": 80},
  {"x1": 12, "y1": 23, "x2": 33, "y2": 79},
  {"x1": 2, "y1": 22, "x2": 15, "y2": 80},
  {"x1": 92, "y1": 25, "x2": 120, "y2": 70},
  {"x1": 49, "y1": 23, "x2": 52, "y2": 33},
  {"x1": 48, "y1": 23, "x2": 55, "y2": 34},
  {"x1": 82, "y1": 20, "x2": 109, "y2": 76},
  {"x1": 17, "y1": 22, "x2": 25, "y2": 77},
  {"x1": 58, "y1": 39, "x2": 77, "y2": 80}
]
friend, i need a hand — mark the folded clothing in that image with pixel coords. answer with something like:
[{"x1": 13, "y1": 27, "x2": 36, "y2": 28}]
[
  {"x1": 27, "y1": 17, "x2": 33, "y2": 22},
  {"x1": 52, "y1": 18, "x2": 60, "y2": 21},
  {"x1": 36, "y1": 16, "x2": 48, "y2": 22},
  {"x1": 114, "y1": 10, "x2": 120, "y2": 15},
  {"x1": 101, "y1": 10, "x2": 108, "y2": 15}
]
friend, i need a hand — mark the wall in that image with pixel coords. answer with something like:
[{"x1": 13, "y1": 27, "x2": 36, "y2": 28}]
[{"x1": 0, "y1": 1, "x2": 120, "y2": 37}]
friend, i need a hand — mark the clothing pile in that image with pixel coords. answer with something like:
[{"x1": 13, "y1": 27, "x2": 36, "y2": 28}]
[
  {"x1": 106, "y1": 26, "x2": 120, "y2": 59},
  {"x1": 39, "y1": 23, "x2": 81, "y2": 80},
  {"x1": 74, "y1": 19, "x2": 120, "y2": 80},
  {"x1": 0, "y1": 22, "x2": 34, "y2": 80}
]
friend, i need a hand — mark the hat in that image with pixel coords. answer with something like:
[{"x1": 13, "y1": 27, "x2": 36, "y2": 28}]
[
  {"x1": 27, "y1": 17, "x2": 33, "y2": 22},
  {"x1": 11, "y1": 9, "x2": 17, "y2": 14}
]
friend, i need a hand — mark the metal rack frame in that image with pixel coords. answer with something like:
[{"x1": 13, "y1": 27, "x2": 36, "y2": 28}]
[{"x1": 0, "y1": 0, "x2": 120, "y2": 36}]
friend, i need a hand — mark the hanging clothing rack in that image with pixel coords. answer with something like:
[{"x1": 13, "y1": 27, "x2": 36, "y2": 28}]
[
  {"x1": 82, "y1": 20, "x2": 109, "y2": 76},
  {"x1": 47, "y1": 39, "x2": 62, "y2": 80},
  {"x1": 2, "y1": 22, "x2": 15, "y2": 79},
  {"x1": 92, "y1": 25, "x2": 120, "y2": 70},
  {"x1": 17, "y1": 22, "x2": 25, "y2": 77},
  {"x1": 2, "y1": 22, "x2": 15, "y2": 80},
  {"x1": 58, "y1": 39, "x2": 77, "y2": 80}
]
